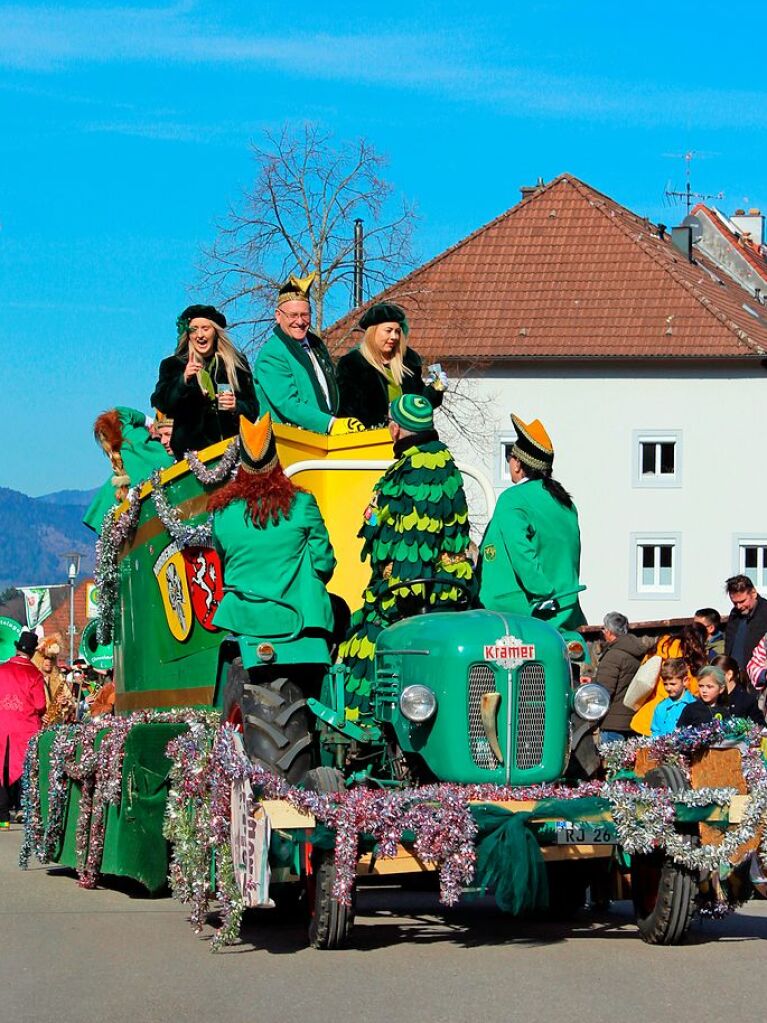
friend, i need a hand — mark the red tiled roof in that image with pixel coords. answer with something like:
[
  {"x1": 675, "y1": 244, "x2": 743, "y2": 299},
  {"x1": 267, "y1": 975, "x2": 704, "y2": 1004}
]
[
  {"x1": 691, "y1": 202, "x2": 767, "y2": 286},
  {"x1": 326, "y1": 175, "x2": 767, "y2": 362},
  {"x1": 44, "y1": 580, "x2": 92, "y2": 659}
]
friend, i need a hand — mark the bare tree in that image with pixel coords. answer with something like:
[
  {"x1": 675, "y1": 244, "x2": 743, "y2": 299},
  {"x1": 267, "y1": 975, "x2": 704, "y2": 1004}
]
[{"x1": 197, "y1": 124, "x2": 417, "y2": 349}]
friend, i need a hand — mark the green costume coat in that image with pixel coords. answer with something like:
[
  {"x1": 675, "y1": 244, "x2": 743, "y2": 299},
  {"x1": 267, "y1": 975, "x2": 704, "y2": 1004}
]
[
  {"x1": 211, "y1": 491, "x2": 336, "y2": 649},
  {"x1": 478, "y1": 479, "x2": 585, "y2": 630},
  {"x1": 340, "y1": 434, "x2": 475, "y2": 713},
  {"x1": 83, "y1": 407, "x2": 174, "y2": 534},
  {"x1": 254, "y1": 326, "x2": 339, "y2": 433}
]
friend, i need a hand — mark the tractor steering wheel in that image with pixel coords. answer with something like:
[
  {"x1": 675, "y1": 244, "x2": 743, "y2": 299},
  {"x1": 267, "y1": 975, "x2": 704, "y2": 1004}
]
[{"x1": 371, "y1": 575, "x2": 474, "y2": 621}]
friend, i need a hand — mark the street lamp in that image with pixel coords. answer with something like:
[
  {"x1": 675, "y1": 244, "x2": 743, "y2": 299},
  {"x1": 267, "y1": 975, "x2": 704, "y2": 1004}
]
[{"x1": 62, "y1": 551, "x2": 82, "y2": 665}]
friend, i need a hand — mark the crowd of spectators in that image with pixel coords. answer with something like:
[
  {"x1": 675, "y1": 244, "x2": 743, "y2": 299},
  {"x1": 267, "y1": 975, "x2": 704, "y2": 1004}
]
[{"x1": 593, "y1": 574, "x2": 767, "y2": 742}]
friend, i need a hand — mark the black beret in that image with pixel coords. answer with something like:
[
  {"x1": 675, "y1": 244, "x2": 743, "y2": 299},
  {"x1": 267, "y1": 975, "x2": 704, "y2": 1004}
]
[
  {"x1": 177, "y1": 304, "x2": 227, "y2": 330},
  {"x1": 359, "y1": 302, "x2": 408, "y2": 331}
]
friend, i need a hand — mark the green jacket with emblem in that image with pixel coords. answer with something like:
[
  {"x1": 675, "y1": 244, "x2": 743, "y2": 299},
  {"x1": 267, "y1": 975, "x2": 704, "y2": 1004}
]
[
  {"x1": 478, "y1": 479, "x2": 585, "y2": 630},
  {"x1": 254, "y1": 326, "x2": 339, "y2": 433},
  {"x1": 211, "y1": 491, "x2": 336, "y2": 646}
]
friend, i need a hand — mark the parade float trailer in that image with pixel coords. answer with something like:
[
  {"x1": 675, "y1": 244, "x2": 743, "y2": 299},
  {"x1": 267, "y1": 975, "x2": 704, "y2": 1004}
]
[{"x1": 25, "y1": 427, "x2": 767, "y2": 950}]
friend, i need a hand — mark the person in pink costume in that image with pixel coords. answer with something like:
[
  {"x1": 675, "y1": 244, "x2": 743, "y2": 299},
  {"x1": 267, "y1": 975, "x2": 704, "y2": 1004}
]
[{"x1": 0, "y1": 630, "x2": 46, "y2": 827}]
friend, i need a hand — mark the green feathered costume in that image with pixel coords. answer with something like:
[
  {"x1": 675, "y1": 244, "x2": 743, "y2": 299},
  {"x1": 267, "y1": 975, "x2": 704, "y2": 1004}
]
[{"x1": 340, "y1": 431, "x2": 475, "y2": 715}]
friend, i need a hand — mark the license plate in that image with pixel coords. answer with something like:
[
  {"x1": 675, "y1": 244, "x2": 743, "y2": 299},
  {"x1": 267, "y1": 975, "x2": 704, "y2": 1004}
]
[{"x1": 555, "y1": 821, "x2": 613, "y2": 845}]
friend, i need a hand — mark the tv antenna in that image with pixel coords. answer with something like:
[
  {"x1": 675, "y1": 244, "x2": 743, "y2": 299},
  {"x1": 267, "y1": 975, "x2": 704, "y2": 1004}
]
[{"x1": 663, "y1": 151, "x2": 724, "y2": 214}]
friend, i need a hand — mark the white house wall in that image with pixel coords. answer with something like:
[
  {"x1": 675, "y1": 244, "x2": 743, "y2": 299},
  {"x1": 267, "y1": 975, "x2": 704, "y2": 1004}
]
[{"x1": 438, "y1": 361, "x2": 765, "y2": 626}]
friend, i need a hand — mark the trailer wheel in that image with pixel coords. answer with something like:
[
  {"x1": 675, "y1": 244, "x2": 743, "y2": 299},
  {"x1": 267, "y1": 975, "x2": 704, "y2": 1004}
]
[
  {"x1": 222, "y1": 658, "x2": 313, "y2": 785},
  {"x1": 305, "y1": 767, "x2": 355, "y2": 949},
  {"x1": 632, "y1": 764, "x2": 697, "y2": 945}
]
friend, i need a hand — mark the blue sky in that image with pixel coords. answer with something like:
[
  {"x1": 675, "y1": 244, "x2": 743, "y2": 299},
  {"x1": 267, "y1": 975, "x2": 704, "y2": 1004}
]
[{"x1": 3, "y1": 0, "x2": 766, "y2": 495}]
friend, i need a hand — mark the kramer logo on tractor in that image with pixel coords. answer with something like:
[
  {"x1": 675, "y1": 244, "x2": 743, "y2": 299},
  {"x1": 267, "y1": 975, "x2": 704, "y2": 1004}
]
[{"x1": 483, "y1": 634, "x2": 536, "y2": 668}]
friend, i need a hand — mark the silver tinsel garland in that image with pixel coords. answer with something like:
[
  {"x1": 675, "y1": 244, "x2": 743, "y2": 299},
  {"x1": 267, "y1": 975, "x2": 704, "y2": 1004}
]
[
  {"x1": 94, "y1": 444, "x2": 238, "y2": 643},
  {"x1": 19, "y1": 711, "x2": 220, "y2": 888},
  {"x1": 20, "y1": 714, "x2": 767, "y2": 949},
  {"x1": 95, "y1": 486, "x2": 142, "y2": 644},
  {"x1": 184, "y1": 438, "x2": 240, "y2": 484},
  {"x1": 162, "y1": 721, "x2": 767, "y2": 949},
  {"x1": 149, "y1": 469, "x2": 213, "y2": 547}
]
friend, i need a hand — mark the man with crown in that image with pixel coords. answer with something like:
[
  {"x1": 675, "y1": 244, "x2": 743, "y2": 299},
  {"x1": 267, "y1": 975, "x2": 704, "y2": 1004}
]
[
  {"x1": 479, "y1": 412, "x2": 585, "y2": 631},
  {"x1": 208, "y1": 413, "x2": 337, "y2": 658},
  {"x1": 254, "y1": 272, "x2": 363, "y2": 435}
]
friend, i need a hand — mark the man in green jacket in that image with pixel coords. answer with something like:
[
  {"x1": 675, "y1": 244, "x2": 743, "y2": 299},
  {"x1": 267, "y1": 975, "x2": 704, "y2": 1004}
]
[
  {"x1": 254, "y1": 272, "x2": 362, "y2": 436},
  {"x1": 479, "y1": 413, "x2": 585, "y2": 631},
  {"x1": 209, "y1": 412, "x2": 336, "y2": 665}
]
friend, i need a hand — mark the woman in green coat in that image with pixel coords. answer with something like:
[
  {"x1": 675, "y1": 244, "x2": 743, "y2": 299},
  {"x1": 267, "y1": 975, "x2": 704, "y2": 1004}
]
[
  {"x1": 208, "y1": 413, "x2": 336, "y2": 660},
  {"x1": 479, "y1": 413, "x2": 585, "y2": 631}
]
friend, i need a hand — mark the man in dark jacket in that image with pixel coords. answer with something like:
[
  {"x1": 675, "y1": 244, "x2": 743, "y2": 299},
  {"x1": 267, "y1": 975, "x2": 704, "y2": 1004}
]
[
  {"x1": 724, "y1": 575, "x2": 767, "y2": 669},
  {"x1": 593, "y1": 611, "x2": 646, "y2": 742}
]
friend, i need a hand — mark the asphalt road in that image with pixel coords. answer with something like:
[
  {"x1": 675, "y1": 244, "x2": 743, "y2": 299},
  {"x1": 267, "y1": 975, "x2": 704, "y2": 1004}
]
[{"x1": 2, "y1": 823, "x2": 765, "y2": 1023}]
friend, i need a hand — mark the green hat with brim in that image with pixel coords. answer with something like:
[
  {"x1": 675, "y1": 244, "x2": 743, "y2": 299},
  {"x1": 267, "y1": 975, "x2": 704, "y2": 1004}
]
[{"x1": 389, "y1": 394, "x2": 433, "y2": 433}]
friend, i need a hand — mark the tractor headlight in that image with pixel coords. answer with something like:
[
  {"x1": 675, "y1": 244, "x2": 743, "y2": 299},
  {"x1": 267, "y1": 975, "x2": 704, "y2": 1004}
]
[
  {"x1": 399, "y1": 685, "x2": 437, "y2": 723},
  {"x1": 567, "y1": 639, "x2": 586, "y2": 661},
  {"x1": 573, "y1": 683, "x2": 610, "y2": 722}
]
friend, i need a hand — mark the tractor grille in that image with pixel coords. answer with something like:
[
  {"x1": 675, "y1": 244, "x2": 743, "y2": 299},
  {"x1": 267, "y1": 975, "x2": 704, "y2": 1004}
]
[
  {"x1": 515, "y1": 663, "x2": 546, "y2": 769},
  {"x1": 468, "y1": 664, "x2": 500, "y2": 769}
]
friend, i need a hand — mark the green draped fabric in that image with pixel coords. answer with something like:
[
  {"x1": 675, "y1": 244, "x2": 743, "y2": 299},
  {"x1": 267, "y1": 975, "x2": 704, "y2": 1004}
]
[
  {"x1": 471, "y1": 797, "x2": 610, "y2": 914},
  {"x1": 36, "y1": 723, "x2": 186, "y2": 893}
]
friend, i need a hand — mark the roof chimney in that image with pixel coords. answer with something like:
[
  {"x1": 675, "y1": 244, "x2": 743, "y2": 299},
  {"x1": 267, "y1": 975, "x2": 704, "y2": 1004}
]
[
  {"x1": 671, "y1": 226, "x2": 693, "y2": 262},
  {"x1": 519, "y1": 177, "x2": 545, "y2": 200},
  {"x1": 732, "y1": 209, "x2": 765, "y2": 245}
]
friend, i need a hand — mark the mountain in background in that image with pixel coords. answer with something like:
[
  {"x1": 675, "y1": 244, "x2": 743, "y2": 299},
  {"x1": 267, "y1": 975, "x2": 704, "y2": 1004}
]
[
  {"x1": 37, "y1": 488, "x2": 98, "y2": 507},
  {"x1": 0, "y1": 486, "x2": 97, "y2": 590}
]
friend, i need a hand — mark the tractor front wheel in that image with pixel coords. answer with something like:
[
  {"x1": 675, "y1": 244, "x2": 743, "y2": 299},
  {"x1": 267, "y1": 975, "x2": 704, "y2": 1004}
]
[
  {"x1": 631, "y1": 764, "x2": 697, "y2": 945},
  {"x1": 222, "y1": 659, "x2": 314, "y2": 785},
  {"x1": 305, "y1": 767, "x2": 355, "y2": 949}
]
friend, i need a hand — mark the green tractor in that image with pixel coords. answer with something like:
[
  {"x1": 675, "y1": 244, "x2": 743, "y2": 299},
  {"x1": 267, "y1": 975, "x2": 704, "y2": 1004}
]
[
  {"x1": 218, "y1": 582, "x2": 603, "y2": 789},
  {"x1": 90, "y1": 428, "x2": 708, "y2": 949}
]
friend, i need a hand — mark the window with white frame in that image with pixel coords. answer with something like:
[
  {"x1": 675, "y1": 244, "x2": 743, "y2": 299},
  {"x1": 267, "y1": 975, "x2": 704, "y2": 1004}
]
[
  {"x1": 632, "y1": 430, "x2": 682, "y2": 488},
  {"x1": 495, "y1": 434, "x2": 517, "y2": 485},
  {"x1": 735, "y1": 537, "x2": 767, "y2": 594},
  {"x1": 630, "y1": 533, "x2": 681, "y2": 599}
]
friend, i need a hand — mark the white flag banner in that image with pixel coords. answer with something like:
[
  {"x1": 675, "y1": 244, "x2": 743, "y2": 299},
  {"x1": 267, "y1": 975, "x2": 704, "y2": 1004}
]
[
  {"x1": 85, "y1": 582, "x2": 100, "y2": 619},
  {"x1": 20, "y1": 587, "x2": 53, "y2": 630}
]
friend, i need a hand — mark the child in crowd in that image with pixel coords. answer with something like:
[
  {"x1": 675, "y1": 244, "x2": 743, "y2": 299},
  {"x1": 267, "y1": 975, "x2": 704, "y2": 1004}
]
[
  {"x1": 650, "y1": 658, "x2": 697, "y2": 736},
  {"x1": 712, "y1": 655, "x2": 764, "y2": 726},
  {"x1": 676, "y1": 665, "x2": 729, "y2": 729}
]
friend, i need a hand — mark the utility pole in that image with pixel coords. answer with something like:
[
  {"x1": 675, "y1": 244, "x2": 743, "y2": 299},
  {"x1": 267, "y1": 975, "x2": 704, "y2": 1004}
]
[{"x1": 353, "y1": 218, "x2": 364, "y2": 309}]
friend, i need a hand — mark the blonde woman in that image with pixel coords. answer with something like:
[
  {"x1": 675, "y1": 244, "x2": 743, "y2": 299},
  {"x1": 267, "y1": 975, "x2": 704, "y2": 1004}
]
[
  {"x1": 336, "y1": 303, "x2": 445, "y2": 428},
  {"x1": 152, "y1": 304, "x2": 258, "y2": 458}
]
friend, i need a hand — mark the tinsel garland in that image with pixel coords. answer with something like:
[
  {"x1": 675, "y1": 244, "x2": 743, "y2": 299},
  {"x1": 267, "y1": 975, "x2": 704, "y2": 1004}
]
[
  {"x1": 19, "y1": 710, "x2": 219, "y2": 889},
  {"x1": 164, "y1": 721, "x2": 767, "y2": 949},
  {"x1": 95, "y1": 486, "x2": 142, "y2": 643},
  {"x1": 184, "y1": 438, "x2": 240, "y2": 484},
  {"x1": 598, "y1": 720, "x2": 767, "y2": 916},
  {"x1": 20, "y1": 713, "x2": 767, "y2": 949},
  {"x1": 93, "y1": 443, "x2": 237, "y2": 644},
  {"x1": 149, "y1": 439, "x2": 240, "y2": 547},
  {"x1": 149, "y1": 469, "x2": 213, "y2": 548}
]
